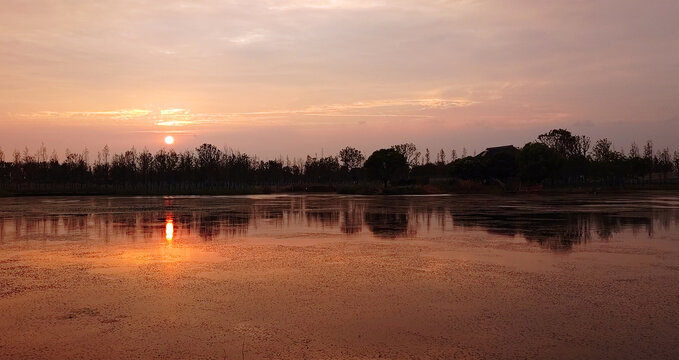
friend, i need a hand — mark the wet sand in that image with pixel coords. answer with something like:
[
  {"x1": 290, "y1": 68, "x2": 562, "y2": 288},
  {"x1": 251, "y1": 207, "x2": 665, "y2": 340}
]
[{"x1": 2, "y1": 235, "x2": 679, "y2": 359}]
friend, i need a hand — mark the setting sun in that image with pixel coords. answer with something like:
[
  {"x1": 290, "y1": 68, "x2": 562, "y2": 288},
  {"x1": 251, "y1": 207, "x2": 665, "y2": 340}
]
[{"x1": 164, "y1": 135, "x2": 175, "y2": 145}]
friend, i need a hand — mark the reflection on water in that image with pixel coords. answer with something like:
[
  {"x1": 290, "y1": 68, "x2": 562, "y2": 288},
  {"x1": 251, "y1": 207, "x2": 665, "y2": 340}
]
[
  {"x1": 0, "y1": 194, "x2": 678, "y2": 251},
  {"x1": 165, "y1": 218, "x2": 174, "y2": 243}
]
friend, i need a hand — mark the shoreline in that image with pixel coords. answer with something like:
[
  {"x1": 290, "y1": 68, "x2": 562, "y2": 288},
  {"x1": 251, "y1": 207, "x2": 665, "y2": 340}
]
[{"x1": 1, "y1": 183, "x2": 678, "y2": 197}]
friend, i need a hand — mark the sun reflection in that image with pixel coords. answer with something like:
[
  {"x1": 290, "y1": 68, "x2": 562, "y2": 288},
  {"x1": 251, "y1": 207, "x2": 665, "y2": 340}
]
[{"x1": 165, "y1": 218, "x2": 174, "y2": 243}]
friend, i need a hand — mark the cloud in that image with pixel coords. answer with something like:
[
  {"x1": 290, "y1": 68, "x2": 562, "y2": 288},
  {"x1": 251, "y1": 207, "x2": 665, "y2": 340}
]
[
  {"x1": 18, "y1": 96, "x2": 477, "y2": 128},
  {"x1": 221, "y1": 30, "x2": 268, "y2": 45},
  {"x1": 160, "y1": 108, "x2": 190, "y2": 116},
  {"x1": 26, "y1": 109, "x2": 152, "y2": 120},
  {"x1": 1, "y1": 0, "x2": 678, "y2": 155},
  {"x1": 267, "y1": 0, "x2": 385, "y2": 11}
]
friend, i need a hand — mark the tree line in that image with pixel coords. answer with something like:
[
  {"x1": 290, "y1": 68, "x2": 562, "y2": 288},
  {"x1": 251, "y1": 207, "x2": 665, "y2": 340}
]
[{"x1": 0, "y1": 128, "x2": 678, "y2": 194}]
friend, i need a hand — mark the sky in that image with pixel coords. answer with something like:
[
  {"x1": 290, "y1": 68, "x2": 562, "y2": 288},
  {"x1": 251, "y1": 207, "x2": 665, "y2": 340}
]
[{"x1": 1, "y1": 0, "x2": 678, "y2": 160}]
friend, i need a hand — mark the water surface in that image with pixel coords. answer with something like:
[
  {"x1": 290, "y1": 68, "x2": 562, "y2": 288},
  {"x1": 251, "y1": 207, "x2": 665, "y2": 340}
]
[
  {"x1": 1, "y1": 193, "x2": 679, "y2": 359},
  {"x1": 1, "y1": 193, "x2": 678, "y2": 251}
]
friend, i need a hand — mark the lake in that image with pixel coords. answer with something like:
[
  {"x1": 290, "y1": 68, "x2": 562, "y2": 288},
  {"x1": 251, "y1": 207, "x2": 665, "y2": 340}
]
[{"x1": 1, "y1": 193, "x2": 678, "y2": 358}]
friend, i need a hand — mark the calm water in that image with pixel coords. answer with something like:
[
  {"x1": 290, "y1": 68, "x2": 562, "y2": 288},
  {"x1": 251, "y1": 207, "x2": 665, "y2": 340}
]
[
  {"x1": 1, "y1": 193, "x2": 678, "y2": 251},
  {"x1": 2, "y1": 193, "x2": 679, "y2": 359}
]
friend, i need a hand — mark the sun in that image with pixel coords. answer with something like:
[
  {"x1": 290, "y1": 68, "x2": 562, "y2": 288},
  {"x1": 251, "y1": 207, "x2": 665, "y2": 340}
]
[{"x1": 164, "y1": 135, "x2": 175, "y2": 145}]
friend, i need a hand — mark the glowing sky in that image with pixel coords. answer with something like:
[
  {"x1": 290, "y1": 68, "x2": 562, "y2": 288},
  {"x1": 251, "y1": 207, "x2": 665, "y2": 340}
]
[{"x1": 1, "y1": 0, "x2": 678, "y2": 158}]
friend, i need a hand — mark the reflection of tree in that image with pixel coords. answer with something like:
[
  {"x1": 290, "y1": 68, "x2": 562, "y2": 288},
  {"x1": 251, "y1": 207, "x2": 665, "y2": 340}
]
[
  {"x1": 221, "y1": 212, "x2": 250, "y2": 237},
  {"x1": 113, "y1": 213, "x2": 138, "y2": 236},
  {"x1": 65, "y1": 214, "x2": 87, "y2": 233},
  {"x1": 252, "y1": 204, "x2": 284, "y2": 221},
  {"x1": 520, "y1": 214, "x2": 592, "y2": 251},
  {"x1": 140, "y1": 213, "x2": 156, "y2": 238},
  {"x1": 341, "y1": 210, "x2": 363, "y2": 234},
  {"x1": 447, "y1": 202, "x2": 661, "y2": 251},
  {"x1": 50, "y1": 216, "x2": 59, "y2": 236},
  {"x1": 364, "y1": 211, "x2": 409, "y2": 238},
  {"x1": 198, "y1": 214, "x2": 220, "y2": 240},
  {"x1": 176, "y1": 213, "x2": 193, "y2": 233},
  {"x1": 593, "y1": 214, "x2": 622, "y2": 240},
  {"x1": 198, "y1": 212, "x2": 250, "y2": 240},
  {"x1": 301, "y1": 197, "x2": 340, "y2": 227},
  {"x1": 450, "y1": 210, "x2": 593, "y2": 250},
  {"x1": 0, "y1": 195, "x2": 677, "y2": 252},
  {"x1": 306, "y1": 211, "x2": 340, "y2": 227},
  {"x1": 337, "y1": 199, "x2": 364, "y2": 235}
]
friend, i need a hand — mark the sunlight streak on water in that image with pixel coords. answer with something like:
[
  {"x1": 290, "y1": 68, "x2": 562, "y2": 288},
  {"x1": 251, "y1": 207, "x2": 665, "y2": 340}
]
[{"x1": 165, "y1": 218, "x2": 174, "y2": 243}]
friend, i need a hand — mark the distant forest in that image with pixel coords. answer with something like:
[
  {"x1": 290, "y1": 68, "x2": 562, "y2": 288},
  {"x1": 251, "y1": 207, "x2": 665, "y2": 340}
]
[{"x1": 1, "y1": 129, "x2": 678, "y2": 195}]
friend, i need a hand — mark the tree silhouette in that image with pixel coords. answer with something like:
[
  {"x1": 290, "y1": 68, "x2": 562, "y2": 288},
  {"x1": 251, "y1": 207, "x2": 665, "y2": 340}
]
[
  {"x1": 538, "y1": 129, "x2": 590, "y2": 158},
  {"x1": 629, "y1": 142, "x2": 640, "y2": 158},
  {"x1": 364, "y1": 148, "x2": 408, "y2": 187},
  {"x1": 196, "y1": 144, "x2": 221, "y2": 169},
  {"x1": 450, "y1": 156, "x2": 487, "y2": 180},
  {"x1": 0, "y1": 127, "x2": 676, "y2": 195},
  {"x1": 643, "y1": 140, "x2": 654, "y2": 182},
  {"x1": 437, "y1": 149, "x2": 446, "y2": 165},
  {"x1": 138, "y1": 148, "x2": 153, "y2": 184},
  {"x1": 196, "y1": 143, "x2": 222, "y2": 181},
  {"x1": 518, "y1": 143, "x2": 560, "y2": 184},
  {"x1": 656, "y1": 148, "x2": 673, "y2": 183},
  {"x1": 592, "y1": 138, "x2": 614, "y2": 162},
  {"x1": 339, "y1": 147, "x2": 365, "y2": 171},
  {"x1": 304, "y1": 156, "x2": 340, "y2": 184},
  {"x1": 391, "y1": 143, "x2": 418, "y2": 167}
]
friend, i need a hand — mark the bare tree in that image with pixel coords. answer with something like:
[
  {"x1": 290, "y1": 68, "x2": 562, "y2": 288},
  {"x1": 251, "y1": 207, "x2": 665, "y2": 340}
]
[
  {"x1": 629, "y1": 142, "x2": 640, "y2": 158},
  {"x1": 339, "y1": 146, "x2": 365, "y2": 171},
  {"x1": 36, "y1": 143, "x2": 47, "y2": 163},
  {"x1": 50, "y1": 150, "x2": 59, "y2": 163},
  {"x1": 102, "y1": 145, "x2": 110, "y2": 164},
  {"x1": 576, "y1": 135, "x2": 591, "y2": 157},
  {"x1": 592, "y1": 138, "x2": 614, "y2": 161},
  {"x1": 643, "y1": 140, "x2": 654, "y2": 182},
  {"x1": 657, "y1": 148, "x2": 672, "y2": 183},
  {"x1": 82, "y1": 148, "x2": 89, "y2": 165},
  {"x1": 22, "y1": 146, "x2": 34, "y2": 164},
  {"x1": 137, "y1": 148, "x2": 153, "y2": 181},
  {"x1": 643, "y1": 140, "x2": 653, "y2": 159},
  {"x1": 391, "y1": 143, "x2": 418, "y2": 167},
  {"x1": 12, "y1": 150, "x2": 20, "y2": 164}
]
